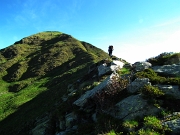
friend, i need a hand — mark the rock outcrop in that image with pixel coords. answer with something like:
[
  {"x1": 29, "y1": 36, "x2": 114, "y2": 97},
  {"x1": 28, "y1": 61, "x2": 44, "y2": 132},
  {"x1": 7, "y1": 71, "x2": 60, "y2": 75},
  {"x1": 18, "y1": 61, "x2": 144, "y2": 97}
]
[
  {"x1": 32, "y1": 59, "x2": 180, "y2": 135},
  {"x1": 132, "y1": 61, "x2": 152, "y2": 72},
  {"x1": 110, "y1": 94, "x2": 160, "y2": 120},
  {"x1": 152, "y1": 63, "x2": 180, "y2": 77}
]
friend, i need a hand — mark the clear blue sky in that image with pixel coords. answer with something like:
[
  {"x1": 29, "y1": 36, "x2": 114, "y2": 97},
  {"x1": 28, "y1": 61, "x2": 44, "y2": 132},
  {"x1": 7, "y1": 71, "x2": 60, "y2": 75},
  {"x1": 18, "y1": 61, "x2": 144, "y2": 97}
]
[{"x1": 1, "y1": 0, "x2": 180, "y2": 63}]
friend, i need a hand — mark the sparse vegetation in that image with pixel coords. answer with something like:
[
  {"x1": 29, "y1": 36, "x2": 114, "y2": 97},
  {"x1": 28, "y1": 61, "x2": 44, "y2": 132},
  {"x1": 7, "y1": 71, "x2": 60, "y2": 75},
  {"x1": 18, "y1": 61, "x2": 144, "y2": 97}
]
[
  {"x1": 140, "y1": 85, "x2": 165, "y2": 98},
  {"x1": 122, "y1": 120, "x2": 138, "y2": 131},
  {"x1": 119, "y1": 67, "x2": 130, "y2": 75},
  {"x1": 135, "y1": 68, "x2": 180, "y2": 85}
]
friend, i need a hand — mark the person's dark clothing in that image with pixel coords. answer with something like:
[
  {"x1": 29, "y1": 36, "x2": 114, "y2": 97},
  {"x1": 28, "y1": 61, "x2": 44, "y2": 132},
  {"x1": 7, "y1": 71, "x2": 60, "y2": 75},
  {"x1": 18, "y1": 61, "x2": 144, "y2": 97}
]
[{"x1": 108, "y1": 45, "x2": 113, "y2": 57}]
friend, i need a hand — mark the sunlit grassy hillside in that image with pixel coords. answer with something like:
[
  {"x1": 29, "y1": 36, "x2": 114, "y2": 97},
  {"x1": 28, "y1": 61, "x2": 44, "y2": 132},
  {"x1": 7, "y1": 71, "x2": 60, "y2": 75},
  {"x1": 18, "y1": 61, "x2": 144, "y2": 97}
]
[{"x1": 0, "y1": 31, "x2": 109, "y2": 134}]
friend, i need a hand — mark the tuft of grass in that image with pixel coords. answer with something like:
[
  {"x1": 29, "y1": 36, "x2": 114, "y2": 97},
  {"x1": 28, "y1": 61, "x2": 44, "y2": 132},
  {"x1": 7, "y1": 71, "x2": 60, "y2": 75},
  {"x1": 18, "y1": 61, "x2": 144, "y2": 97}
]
[
  {"x1": 122, "y1": 120, "x2": 138, "y2": 129},
  {"x1": 138, "y1": 128, "x2": 161, "y2": 135},
  {"x1": 141, "y1": 116, "x2": 171, "y2": 134},
  {"x1": 140, "y1": 85, "x2": 165, "y2": 98},
  {"x1": 143, "y1": 116, "x2": 162, "y2": 130},
  {"x1": 119, "y1": 67, "x2": 130, "y2": 75},
  {"x1": 135, "y1": 68, "x2": 180, "y2": 85}
]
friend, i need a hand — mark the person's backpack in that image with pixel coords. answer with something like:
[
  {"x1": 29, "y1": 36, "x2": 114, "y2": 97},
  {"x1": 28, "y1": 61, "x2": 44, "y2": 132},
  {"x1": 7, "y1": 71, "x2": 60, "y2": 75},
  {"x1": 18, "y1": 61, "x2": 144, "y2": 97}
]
[{"x1": 109, "y1": 45, "x2": 113, "y2": 50}]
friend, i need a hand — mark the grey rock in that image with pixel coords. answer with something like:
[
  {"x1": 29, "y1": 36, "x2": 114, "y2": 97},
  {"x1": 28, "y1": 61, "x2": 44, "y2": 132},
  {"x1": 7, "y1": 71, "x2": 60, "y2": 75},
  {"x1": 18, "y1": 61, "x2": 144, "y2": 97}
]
[
  {"x1": 155, "y1": 85, "x2": 180, "y2": 99},
  {"x1": 65, "y1": 112, "x2": 77, "y2": 129},
  {"x1": 73, "y1": 73, "x2": 119, "y2": 107},
  {"x1": 31, "y1": 120, "x2": 48, "y2": 135},
  {"x1": 98, "y1": 63, "x2": 111, "y2": 76},
  {"x1": 132, "y1": 61, "x2": 152, "y2": 72},
  {"x1": 59, "y1": 120, "x2": 66, "y2": 130},
  {"x1": 111, "y1": 94, "x2": 159, "y2": 120},
  {"x1": 127, "y1": 78, "x2": 151, "y2": 94},
  {"x1": 162, "y1": 112, "x2": 180, "y2": 135},
  {"x1": 152, "y1": 64, "x2": 180, "y2": 77},
  {"x1": 98, "y1": 60, "x2": 124, "y2": 76}
]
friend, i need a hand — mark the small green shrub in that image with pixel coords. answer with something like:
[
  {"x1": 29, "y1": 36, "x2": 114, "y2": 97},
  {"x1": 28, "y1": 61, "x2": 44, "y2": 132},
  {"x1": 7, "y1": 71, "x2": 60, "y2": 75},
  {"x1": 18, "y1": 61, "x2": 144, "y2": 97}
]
[
  {"x1": 138, "y1": 128, "x2": 160, "y2": 135},
  {"x1": 143, "y1": 116, "x2": 162, "y2": 130},
  {"x1": 122, "y1": 120, "x2": 138, "y2": 131},
  {"x1": 135, "y1": 68, "x2": 180, "y2": 85},
  {"x1": 119, "y1": 67, "x2": 130, "y2": 75},
  {"x1": 142, "y1": 115, "x2": 171, "y2": 134},
  {"x1": 140, "y1": 85, "x2": 165, "y2": 98},
  {"x1": 146, "y1": 52, "x2": 174, "y2": 66},
  {"x1": 135, "y1": 68, "x2": 158, "y2": 81},
  {"x1": 105, "y1": 130, "x2": 117, "y2": 135}
]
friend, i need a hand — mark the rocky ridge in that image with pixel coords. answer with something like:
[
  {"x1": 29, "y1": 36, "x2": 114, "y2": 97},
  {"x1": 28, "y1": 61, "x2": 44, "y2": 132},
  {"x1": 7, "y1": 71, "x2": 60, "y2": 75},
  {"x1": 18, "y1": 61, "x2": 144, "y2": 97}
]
[{"x1": 32, "y1": 58, "x2": 180, "y2": 135}]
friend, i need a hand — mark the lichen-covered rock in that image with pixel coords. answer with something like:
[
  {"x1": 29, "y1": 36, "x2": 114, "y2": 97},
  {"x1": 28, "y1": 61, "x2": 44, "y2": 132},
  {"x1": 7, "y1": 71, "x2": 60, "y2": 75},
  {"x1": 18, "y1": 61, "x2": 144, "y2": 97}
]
[
  {"x1": 152, "y1": 63, "x2": 180, "y2": 77},
  {"x1": 98, "y1": 60, "x2": 124, "y2": 76},
  {"x1": 73, "y1": 73, "x2": 119, "y2": 107},
  {"x1": 162, "y1": 112, "x2": 180, "y2": 135},
  {"x1": 132, "y1": 61, "x2": 152, "y2": 72},
  {"x1": 98, "y1": 63, "x2": 111, "y2": 76},
  {"x1": 155, "y1": 85, "x2": 180, "y2": 99},
  {"x1": 111, "y1": 94, "x2": 159, "y2": 120},
  {"x1": 127, "y1": 78, "x2": 151, "y2": 94}
]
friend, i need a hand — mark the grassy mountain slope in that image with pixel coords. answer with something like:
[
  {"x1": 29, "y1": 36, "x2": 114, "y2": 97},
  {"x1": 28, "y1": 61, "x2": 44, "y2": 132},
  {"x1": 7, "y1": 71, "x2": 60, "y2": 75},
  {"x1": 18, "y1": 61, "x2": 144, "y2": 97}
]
[{"x1": 0, "y1": 31, "x2": 109, "y2": 134}]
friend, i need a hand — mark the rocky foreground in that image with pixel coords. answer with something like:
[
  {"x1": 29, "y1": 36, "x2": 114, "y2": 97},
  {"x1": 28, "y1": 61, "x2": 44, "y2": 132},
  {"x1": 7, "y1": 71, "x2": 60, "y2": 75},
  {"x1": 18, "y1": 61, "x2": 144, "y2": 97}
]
[{"x1": 32, "y1": 58, "x2": 180, "y2": 135}]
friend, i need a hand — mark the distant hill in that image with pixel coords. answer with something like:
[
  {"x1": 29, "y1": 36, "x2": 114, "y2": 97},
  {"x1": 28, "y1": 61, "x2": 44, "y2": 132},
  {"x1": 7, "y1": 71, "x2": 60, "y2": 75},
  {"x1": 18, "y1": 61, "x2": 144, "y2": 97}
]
[{"x1": 0, "y1": 31, "x2": 109, "y2": 134}]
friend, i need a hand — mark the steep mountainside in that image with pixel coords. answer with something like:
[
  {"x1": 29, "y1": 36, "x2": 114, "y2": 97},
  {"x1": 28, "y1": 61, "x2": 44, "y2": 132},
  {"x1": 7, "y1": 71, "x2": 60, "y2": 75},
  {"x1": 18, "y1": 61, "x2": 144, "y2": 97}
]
[{"x1": 0, "y1": 31, "x2": 109, "y2": 134}]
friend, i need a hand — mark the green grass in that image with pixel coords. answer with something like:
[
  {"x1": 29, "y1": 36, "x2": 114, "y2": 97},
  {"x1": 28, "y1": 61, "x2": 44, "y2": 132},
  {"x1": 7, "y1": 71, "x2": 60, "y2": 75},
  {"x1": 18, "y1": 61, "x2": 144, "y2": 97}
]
[
  {"x1": 119, "y1": 67, "x2": 130, "y2": 75},
  {"x1": 135, "y1": 68, "x2": 180, "y2": 85},
  {"x1": 140, "y1": 84, "x2": 165, "y2": 98},
  {"x1": 146, "y1": 52, "x2": 180, "y2": 66},
  {"x1": 0, "y1": 77, "x2": 48, "y2": 121},
  {"x1": 0, "y1": 31, "x2": 109, "y2": 134}
]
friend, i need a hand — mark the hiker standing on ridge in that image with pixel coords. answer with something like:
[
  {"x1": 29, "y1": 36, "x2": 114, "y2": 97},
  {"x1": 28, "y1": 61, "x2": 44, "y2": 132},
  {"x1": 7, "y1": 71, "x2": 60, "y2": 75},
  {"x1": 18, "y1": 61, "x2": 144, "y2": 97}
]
[{"x1": 108, "y1": 45, "x2": 113, "y2": 57}]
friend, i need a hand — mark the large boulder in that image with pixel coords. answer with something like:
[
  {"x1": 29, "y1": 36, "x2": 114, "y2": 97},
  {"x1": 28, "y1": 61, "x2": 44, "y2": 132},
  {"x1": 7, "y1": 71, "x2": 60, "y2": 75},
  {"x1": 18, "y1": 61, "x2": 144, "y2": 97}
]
[
  {"x1": 98, "y1": 60, "x2": 124, "y2": 76},
  {"x1": 152, "y1": 63, "x2": 180, "y2": 77},
  {"x1": 132, "y1": 61, "x2": 152, "y2": 72},
  {"x1": 98, "y1": 63, "x2": 111, "y2": 76},
  {"x1": 73, "y1": 73, "x2": 119, "y2": 107},
  {"x1": 155, "y1": 85, "x2": 180, "y2": 99},
  {"x1": 110, "y1": 94, "x2": 160, "y2": 120}
]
